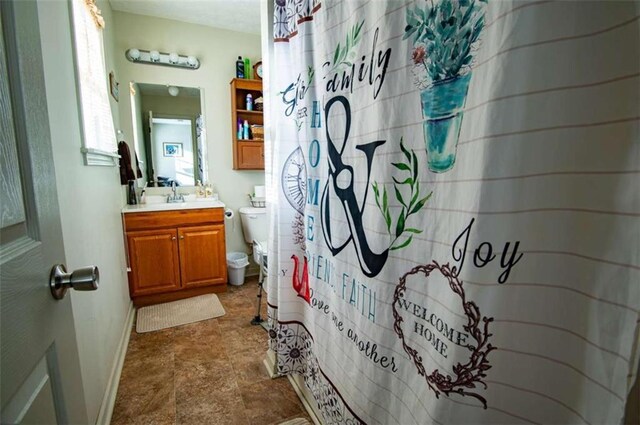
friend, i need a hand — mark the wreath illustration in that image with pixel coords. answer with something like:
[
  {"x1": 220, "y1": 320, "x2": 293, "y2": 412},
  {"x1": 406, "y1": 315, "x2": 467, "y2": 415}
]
[{"x1": 392, "y1": 261, "x2": 496, "y2": 409}]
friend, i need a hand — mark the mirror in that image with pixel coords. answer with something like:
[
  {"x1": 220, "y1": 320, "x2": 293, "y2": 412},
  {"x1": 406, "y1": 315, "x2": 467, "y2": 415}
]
[{"x1": 129, "y1": 82, "x2": 206, "y2": 187}]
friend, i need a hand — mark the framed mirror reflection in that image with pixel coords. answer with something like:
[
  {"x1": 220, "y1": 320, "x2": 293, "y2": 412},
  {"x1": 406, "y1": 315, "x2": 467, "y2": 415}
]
[{"x1": 129, "y1": 82, "x2": 207, "y2": 187}]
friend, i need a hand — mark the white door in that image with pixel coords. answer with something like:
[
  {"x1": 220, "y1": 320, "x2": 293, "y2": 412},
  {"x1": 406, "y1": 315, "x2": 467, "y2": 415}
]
[{"x1": 1, "y1": 1, "x2": 91, "y2": 423}]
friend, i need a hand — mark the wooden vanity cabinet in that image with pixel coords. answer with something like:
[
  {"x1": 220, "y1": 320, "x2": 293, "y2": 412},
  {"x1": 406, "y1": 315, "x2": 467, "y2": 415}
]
[
  {"x1": 127, "y1": 229, "x2": 181, "y2": 296},
  {"x1": 124, "y1": 208, "x2": 227, "y2": 306},
  {"x1": 178, "y1": 225, "x2": 226, "y2": 288}
]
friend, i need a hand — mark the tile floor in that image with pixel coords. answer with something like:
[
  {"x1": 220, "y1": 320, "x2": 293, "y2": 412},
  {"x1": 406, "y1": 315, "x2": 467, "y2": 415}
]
[{"x1": 111, "y1": 278, "x2": 312, "y2": 425}]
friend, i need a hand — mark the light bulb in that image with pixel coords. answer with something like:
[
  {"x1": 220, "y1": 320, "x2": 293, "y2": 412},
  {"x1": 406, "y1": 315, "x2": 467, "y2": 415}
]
[
  {"x1": 169, "y1": 53, "x2": 179, "y2": 64},
  {"x1": 150, "y1": 50, "x2": 160, "y2": 62},
  {"x1": 168, "y1": 86, "x2": 179, "y2": 97},
  {"x1": 187, "y1": 56, "x2": 197, "y2": 67},
  {"x1": 128, "y1": 48, "x2": 140, "y2": 60}
]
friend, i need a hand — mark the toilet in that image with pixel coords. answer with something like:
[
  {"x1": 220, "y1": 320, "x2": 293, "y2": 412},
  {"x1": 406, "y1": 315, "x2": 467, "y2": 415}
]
[{"x1": 239, "y1": 207, "x2": 268, "y2": 273}]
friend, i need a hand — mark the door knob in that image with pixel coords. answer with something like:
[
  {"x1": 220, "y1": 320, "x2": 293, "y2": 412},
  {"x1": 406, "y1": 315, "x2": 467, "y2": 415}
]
[{"x1": 50, "y1": 264, "x2": 99, "y2": 300}]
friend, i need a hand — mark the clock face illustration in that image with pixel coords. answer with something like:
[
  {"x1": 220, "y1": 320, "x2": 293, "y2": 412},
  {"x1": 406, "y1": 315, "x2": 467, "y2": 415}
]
[{"x1": 281, "y1": 147, "x2": 307, "y2": 214}]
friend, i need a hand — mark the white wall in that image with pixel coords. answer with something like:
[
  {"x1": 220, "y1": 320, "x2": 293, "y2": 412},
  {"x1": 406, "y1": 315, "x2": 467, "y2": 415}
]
[
  {"x1": 37, "y1": 0, "x2": 131, "y2": 423},
  {"x1": 114, "y1": 11, "x2": 265, "y2": 254}
]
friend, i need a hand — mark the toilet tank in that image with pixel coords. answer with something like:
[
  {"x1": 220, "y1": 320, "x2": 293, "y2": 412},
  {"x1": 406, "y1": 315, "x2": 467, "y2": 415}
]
[{"x1": 239, "y1": 207, "x2": 268, "y2": 244}]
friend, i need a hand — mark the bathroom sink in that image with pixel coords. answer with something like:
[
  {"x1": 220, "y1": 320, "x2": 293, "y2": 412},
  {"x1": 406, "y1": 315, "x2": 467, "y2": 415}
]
[
  {"x1": 143, "y1": 195, "x2": 167, "y2": 204},
  {"x1": 123, "y1": 197, "x2": 225, "y2": 213}
]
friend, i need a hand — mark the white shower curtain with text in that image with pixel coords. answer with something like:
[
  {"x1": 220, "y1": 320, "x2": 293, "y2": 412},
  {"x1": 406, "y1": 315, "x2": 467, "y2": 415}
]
[{"x1": 266, "y1": 1, "x2": 640, "y2": 423}]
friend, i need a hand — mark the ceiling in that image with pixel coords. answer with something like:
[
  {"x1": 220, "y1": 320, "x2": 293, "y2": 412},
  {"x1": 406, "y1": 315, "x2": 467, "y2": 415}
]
[{"x1": 109, "y1": 0, "x2": 262, "y2": 35}]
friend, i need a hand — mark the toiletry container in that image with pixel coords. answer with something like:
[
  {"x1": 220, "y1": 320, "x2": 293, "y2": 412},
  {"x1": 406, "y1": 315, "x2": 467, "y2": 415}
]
[
  {"x1": 244, "y1": 58, "x2": 251, "y2": 79},
  {"x1": 239, "y1": 207, "x2": 268, "y2": 264},
  {"x1": 236, "y1": 56, "x2": 244, "y2": 78},
  {"x1": 243, "y1": 120, "x2": 250, "y2": 140},
  {"x1": 246, "y1": 93, "x2": 253, "y2": 111},
  {"x1": 237, "y1": 120, "x2": 244, "y2": 139}
]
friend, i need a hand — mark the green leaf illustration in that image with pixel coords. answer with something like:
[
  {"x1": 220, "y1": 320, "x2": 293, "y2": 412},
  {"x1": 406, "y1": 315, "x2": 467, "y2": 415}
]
[
  {"x1": 404, "y1": 0, "x2": 487, "y2": 82},
  {"x1": 411, "y1": 151, "x2": 418, "y2": 182},
  {"x1": 329, "y1": 20, "x2": 365, "y2": 74},
  {"x1": 382, "y1": 185, "x2": 388, "y2": 212},
  {"x1": 405, "y1": 228, "x2": 423, "y2": 234},
  {"x1": 391, "y1": 236, "x2": 413, "y2": 251},
  {"x1": 392, "y1": 162, "x2": 411, "y2": 171},
  {"x1": 395, "y1": 209, "x2": 406, "y2": 237},
  {"x1": 393, "y1": 177, "x2": 413, "y2": 185},
  {"x1": 400, "y1": 138, "x2": 411, "y2": 162},
  {"x1": 394, "y1": 186, "x2": 406, "y2": 208},
  {"x1": 371, "y1": 138, "x2": 433, "y2": 252},
  {"x1": 385, "y1": 208, "x2": 392, "y2": 233},
  {"x1": 372, "y1": 182, "x2": 381, "y2": 210},
  {"x1": 410, "y1": 191, "x2": 433, "y2": 215}
]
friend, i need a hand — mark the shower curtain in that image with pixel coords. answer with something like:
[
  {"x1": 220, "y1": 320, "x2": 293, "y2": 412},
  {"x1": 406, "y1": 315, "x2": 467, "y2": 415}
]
[{"x1": 265, "y1": 1, "x2": 640, "y2": 423}]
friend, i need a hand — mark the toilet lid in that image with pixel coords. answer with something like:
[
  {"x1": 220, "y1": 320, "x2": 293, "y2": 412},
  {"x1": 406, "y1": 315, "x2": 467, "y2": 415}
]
[{"x1": 239, "y1": 207, "x2": 266, "y2": 215}]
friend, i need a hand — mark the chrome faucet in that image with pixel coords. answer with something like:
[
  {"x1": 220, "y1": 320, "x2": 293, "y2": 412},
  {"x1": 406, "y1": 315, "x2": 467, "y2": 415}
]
[{"x1": 167, "y1": 181, "x2": 185, "y2": 203}]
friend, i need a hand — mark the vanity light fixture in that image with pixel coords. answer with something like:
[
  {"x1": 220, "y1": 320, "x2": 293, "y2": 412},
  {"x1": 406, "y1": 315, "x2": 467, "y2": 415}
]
[
  {"x1": 125, "y1": 48, "x2": 200, "y2": 70},
  {"x1": 128, "y1": 48, "x2": 141, "y2": 60},
  {"x1": 168, "y1": 86, "x2": 180, "y2": 97}
]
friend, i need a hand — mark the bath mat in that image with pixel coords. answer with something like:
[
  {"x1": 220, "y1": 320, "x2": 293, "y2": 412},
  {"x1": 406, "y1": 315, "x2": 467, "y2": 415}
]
[
  {"x1": 136, "y1": 294, "x2": 225, "y2": 333},
  {"x1": 278, "y1": 419, "x2": 312, "y2": 425}
]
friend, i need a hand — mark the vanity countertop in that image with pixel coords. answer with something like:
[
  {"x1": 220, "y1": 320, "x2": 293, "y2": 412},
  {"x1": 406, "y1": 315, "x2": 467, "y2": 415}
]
[{"x1": 122, "y1": 199, "x2": 225, "y2": 214}]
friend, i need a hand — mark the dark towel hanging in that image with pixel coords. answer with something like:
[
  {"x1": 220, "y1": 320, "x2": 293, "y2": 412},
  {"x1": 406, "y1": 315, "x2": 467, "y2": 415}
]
[{"x1": 117, "y1": 141, "x2": 135, "y2": 185}]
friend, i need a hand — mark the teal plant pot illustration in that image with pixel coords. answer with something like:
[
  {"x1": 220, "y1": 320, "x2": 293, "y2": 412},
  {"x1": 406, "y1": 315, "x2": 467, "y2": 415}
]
[{"x1": 420, "y1": 73, "x2": 472, "y2": 173}]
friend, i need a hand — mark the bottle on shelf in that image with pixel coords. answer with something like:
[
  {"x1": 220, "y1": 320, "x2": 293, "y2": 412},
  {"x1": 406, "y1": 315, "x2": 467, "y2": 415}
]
[
  {"x1": 244, "y1": 58, "x2": 251, "y2": 79},
  {"x1": 237, "y1": 120, "x2": 243, "y2": 139},
  {"x1": 243, "y1": 120, "x2": 250, "y2": 140},
  {"x1": 236, "y1": 56, "x2": 244, "y2": 78},
  {"x1": 246, "y1": 93, "x2": 253, "y2": 111}
]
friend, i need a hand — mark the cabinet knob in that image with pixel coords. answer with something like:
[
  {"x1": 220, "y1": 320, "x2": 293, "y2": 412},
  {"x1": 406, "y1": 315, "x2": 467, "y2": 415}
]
[
  {"x1": 179, "y1": 235, "x2": 185, "y2": 240},
  {"x1": 172, "y1": 236, "x2": 177, "y2": 240}
]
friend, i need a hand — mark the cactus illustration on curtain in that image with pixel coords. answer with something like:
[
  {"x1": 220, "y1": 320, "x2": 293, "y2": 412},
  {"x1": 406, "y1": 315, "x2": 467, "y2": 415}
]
[{"x1": 405, "y1": 0, "x2": 487, "y2": 173}]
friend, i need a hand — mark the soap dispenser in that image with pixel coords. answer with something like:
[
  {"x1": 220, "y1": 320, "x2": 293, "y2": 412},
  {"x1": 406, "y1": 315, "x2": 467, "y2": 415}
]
[{"x1": 196, "y1": 180, "x2": 205, "y2": 198}]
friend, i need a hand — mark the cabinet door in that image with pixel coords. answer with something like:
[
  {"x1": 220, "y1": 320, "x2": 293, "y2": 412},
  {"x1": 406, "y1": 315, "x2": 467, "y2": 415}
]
[
  {"x1": 237, "y1": 141, "x2": 264, "y2": 169},
  {"x1": 127, "y1": 229, "x2": 181, "y2": 296},
  {"x1": 178, "y1": 225, "x2": 227, "y2": 288}
]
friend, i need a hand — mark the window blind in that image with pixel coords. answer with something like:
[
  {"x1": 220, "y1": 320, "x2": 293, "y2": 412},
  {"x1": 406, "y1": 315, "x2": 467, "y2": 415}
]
[{"x1": 71, "y1": 0, "x2": 117, "y2": 164}]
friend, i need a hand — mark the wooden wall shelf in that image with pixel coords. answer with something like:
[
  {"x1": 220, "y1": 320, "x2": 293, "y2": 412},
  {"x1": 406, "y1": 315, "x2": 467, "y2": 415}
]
[{"x1": 230, "y1": 78, "x2": 264, "y2": 170}]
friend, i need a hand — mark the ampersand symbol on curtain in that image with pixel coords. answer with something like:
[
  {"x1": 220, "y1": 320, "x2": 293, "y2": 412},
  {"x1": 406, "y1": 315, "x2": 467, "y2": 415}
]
[{"x1": 320, "y1": 95, "x2": 389, "y2": 278}]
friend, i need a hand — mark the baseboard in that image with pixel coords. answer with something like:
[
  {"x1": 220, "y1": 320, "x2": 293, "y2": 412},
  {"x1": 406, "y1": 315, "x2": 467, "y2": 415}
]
[
  {"x1": 263, "y1": 348, "x2": 280, "y2": 379},
  {"x1": 95, "y1": 301, "x2": 134, "y2": 425},
  {"x1": 262, "y1": 349, "x2": 321, "y2": 425},
  {"x1": 287, "y1": 374, "x2": 322, "y2": 425}
]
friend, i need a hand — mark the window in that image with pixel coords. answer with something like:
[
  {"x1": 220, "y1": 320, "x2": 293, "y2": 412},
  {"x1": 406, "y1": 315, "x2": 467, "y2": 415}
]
[{"x1": 70, "y1": 0, "x2": 118, "y2": 166}]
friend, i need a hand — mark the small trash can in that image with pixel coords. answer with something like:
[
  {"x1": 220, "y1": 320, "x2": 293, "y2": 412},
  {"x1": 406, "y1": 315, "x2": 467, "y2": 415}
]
[{"x1": 227, "y1": 252, "x2": 249, "y2": 286}]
